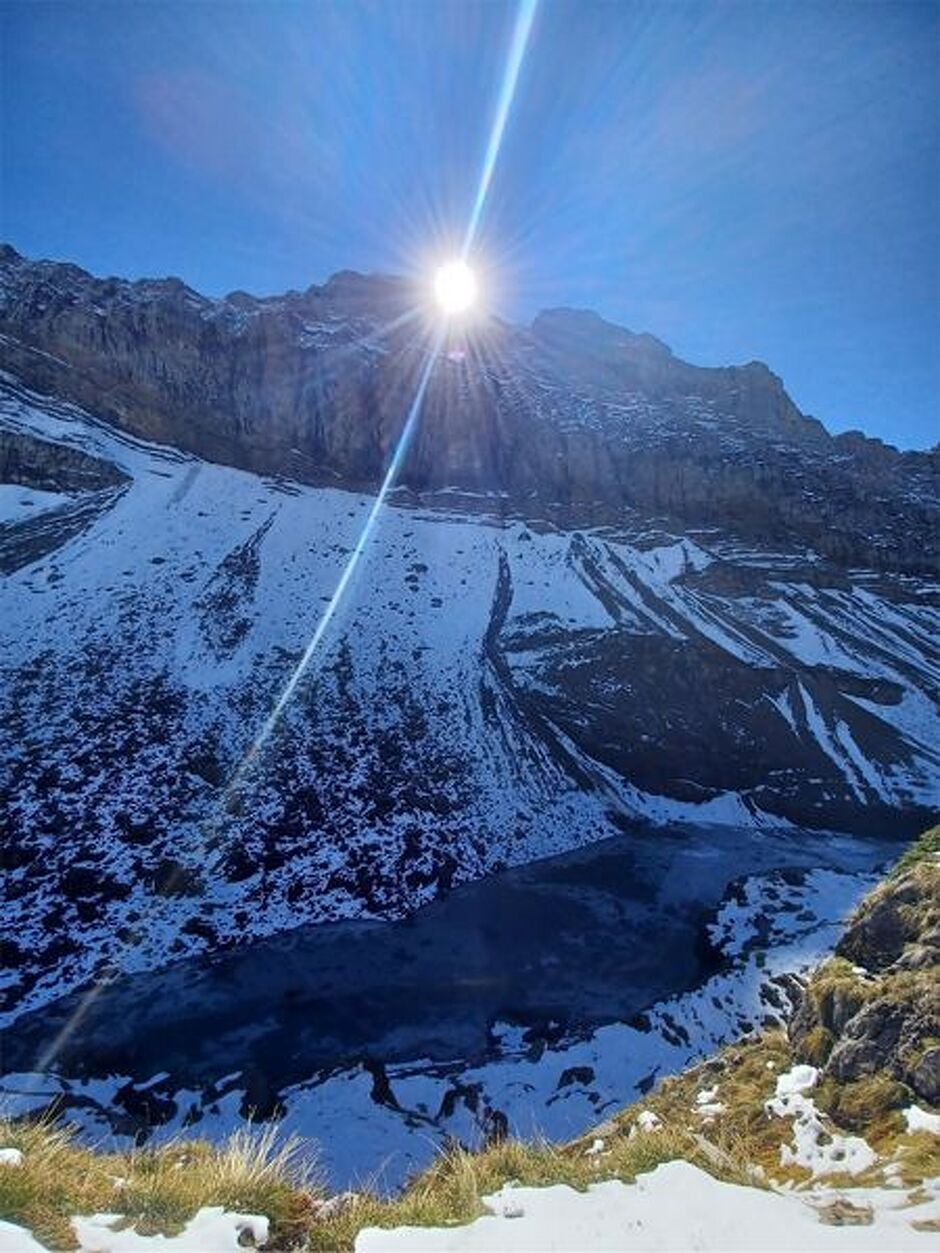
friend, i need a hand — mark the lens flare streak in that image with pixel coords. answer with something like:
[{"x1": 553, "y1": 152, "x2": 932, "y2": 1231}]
[
  {"x1": 234, "y1": 0, "x2": 539, "y2": 774},
  {"x1": 229, "y1": 332, "x2": 444, "y2": 791},
  {"x1": 463, "y1": 0, "x2": 538, "y2": 256}
]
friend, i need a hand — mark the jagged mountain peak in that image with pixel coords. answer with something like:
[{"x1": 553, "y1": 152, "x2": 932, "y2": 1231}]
[{"x1": 222, "y1": 288, "x2": 262, "y2": 309}]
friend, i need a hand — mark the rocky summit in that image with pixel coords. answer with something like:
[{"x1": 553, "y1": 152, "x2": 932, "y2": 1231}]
[{"x1": 1, "y1": 246, "x2": 938, "y2": 1028}]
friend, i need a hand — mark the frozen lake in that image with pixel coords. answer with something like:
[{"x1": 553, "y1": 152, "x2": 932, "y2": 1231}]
[{"x1": 2, "y1": 821, "x2": 895, "y2": 1187}]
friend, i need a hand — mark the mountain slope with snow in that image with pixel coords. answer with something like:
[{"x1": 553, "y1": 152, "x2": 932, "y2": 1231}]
[{"x1": 1, "y1": 363, "x2": 938, "y2": 1027}]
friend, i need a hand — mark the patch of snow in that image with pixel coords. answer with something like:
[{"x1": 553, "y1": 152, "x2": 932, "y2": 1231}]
[
  {"x1": 354, "y1": 1159, "x2": 940, "y2": 1251},
  {"x1": 697, "y1": 1103, "x2": 725, "y2": 1119},
  {"x1": 695, "y1": 1085, "x2": 725, "y2": 1116},
  {"x1": 766, "y1": 1067, "x2": 876, "y2": 1177},
  {"x1": 0, "y1": 1209, "x2": 268, "y2": 1252},
  {"x1": 0, "y1": 484, "x2": 70, "y2": 522},
  {"x1": 630, "y1": 1110, "x2": 662, "y2": 1137},
  {"x1": 773, "y1": 1065, "x2": 819, "y2": 1098},
  {"x1": 904, "y1": 1105, "x2": 940, "y2": 1136},
  {"x1": 797, "y1": 685, "x2": 867, "y2": 803},
  {"x1": 0, "y1": 1220, "x2": 48, "y2": 1252}
]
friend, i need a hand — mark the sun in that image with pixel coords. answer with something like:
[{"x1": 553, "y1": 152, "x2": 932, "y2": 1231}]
[{"x1": 434, "y1": 259, "x2": 478, "y2": 316}]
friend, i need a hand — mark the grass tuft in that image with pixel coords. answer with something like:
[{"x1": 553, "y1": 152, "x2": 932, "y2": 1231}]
[{"x1": 0, "y1": 1117, "x2": 321, "y2": 1250}]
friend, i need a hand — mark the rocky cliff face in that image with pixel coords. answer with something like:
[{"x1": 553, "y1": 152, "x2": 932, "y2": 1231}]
[
  {"x1": 1, "y1": 244, "x2": 936, "y2": 574},
  {"x1": 0, "y1": 428, "x2": 128, "y2": 495}
]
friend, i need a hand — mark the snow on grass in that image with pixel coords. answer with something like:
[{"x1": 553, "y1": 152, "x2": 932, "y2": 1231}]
[
  {"x1": 765, "y1": 1066, "x2": 877, "y2": 1177},
  {"x1": 773, "y1": 1064, "x2": 818, "y2": 1098},
  {"x1": 629, "y1": 1111, "x2": 662, "y2": 1137},
  {"x1": 0, "y1": 1209, "x2": 268, "y2": 1252},
  {"x1": 354, "y1": 1158, "x2": 940, "y2": 1251},
  {"x1": 904, "y1": 1105, "x2": 940, "y2": 1136},
  {"x1": 695, "y1": 1085, "x2": 725, "y2": 1119}
]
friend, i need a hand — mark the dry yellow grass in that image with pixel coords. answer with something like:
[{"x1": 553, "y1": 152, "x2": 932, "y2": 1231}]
[
  {"x1": 890, "y1": 822, "x2": 940, "y2": 878},
  {"x1": 0, "y1": 1118, "x2": 320, "y2": 1250},
  {"x1": 304, "y1": 1125, "x2": 708, "y2": 1252}
]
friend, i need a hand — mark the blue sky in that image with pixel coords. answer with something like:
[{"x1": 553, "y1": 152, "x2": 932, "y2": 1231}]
[{"x1": 2, "y1": 0, "x2": 938, "y2": 448}]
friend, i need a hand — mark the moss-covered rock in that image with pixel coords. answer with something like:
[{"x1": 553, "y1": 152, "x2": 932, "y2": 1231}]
[
  {"x1": 791, "y1": 847, "x2": 940, "y2": 1109},
  {"x1": 827, "y1": 986, "x2": 940, "y2": 1098},
  {"x1": 817, "y1": 1073, "x2": 911, "y2": 1133},
  {"x1": 836, "y1": 860, "x2": 939, "y2": 972},
  {"x1": 789, "y1": 958, "x2": 880, "y2": 1061}
]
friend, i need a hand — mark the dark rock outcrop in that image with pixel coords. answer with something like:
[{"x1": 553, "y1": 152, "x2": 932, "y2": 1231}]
[
  {"x1": 0, "y1": 428, "x2": 128, "y2": 494},
  {"x1": 836, "y1": 873, "x2": 939, "y2": 972}
]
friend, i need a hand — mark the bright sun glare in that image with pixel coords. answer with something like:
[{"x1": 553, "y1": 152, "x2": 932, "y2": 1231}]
[{"x1": 434, "y1": 260, "x2": 478, "y2": 315}]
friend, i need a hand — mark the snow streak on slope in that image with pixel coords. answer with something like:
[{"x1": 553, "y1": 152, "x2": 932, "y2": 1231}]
[{"x1": 1, "y1": 375, "x2": 939, "y2": 1025}]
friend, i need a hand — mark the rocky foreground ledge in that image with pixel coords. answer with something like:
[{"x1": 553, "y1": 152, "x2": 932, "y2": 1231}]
[{"x1": 1, "y1": 826, "x2": 938, "y2": 1250}]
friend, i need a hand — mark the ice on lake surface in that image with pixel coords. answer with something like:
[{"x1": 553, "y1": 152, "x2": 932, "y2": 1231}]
[{"x1": 1, "y1": 821, "x2": 894, "y2": 1190}]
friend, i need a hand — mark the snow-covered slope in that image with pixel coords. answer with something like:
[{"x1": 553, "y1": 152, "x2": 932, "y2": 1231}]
[
  {"x1": 2, "y1": 369, "x2": 938, "y2": 1027},
  {"x1": 4, "y1": 1159, "x2": 937, "y2": 1252}
]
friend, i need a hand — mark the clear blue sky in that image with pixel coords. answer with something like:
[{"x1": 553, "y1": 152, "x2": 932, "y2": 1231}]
[{"x1": 2, "y1": 0, "x2": 938, "y2": 449}]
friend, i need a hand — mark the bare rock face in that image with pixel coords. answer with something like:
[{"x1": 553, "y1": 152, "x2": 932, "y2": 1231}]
[
  {"x1": 789, "y1": 974, "x2": 871, "y2": 1045},
  {"x1": 0, "y1": 428, "x2": 128, "y2": 494},
  {"x1": 1, "y1": 244, "x2": 937, "y2": 574},
  {"x1": 827, "y1": 997, "x2": 939, "y2": 1092},
  {"x1": 910, "y1": 1047, "x2": 940, "y2": 1106},
  {"x1": 791, "y1": 848, "x2": 940, "y2": 1108}
]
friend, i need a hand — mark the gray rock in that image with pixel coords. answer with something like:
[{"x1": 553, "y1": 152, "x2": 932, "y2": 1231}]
[
  {"x1": 835, "y1": 879, "x2": 923, "y2": 972},
  {"x1": 909, "y1": 1046, "x2": 940, "y2": 1106},
  {"x1": 827, "y1": 1000, "x2": 909, "y2": 1082}
]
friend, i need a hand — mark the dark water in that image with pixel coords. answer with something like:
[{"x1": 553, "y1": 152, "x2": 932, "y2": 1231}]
[{"x1": 4, "y1": 823, "x2": 892, "y2": 1097}]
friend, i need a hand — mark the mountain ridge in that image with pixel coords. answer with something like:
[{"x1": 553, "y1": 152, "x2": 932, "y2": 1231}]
[{"x1": 1, "y1": 244, "x2": 936, "y2": 576}]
